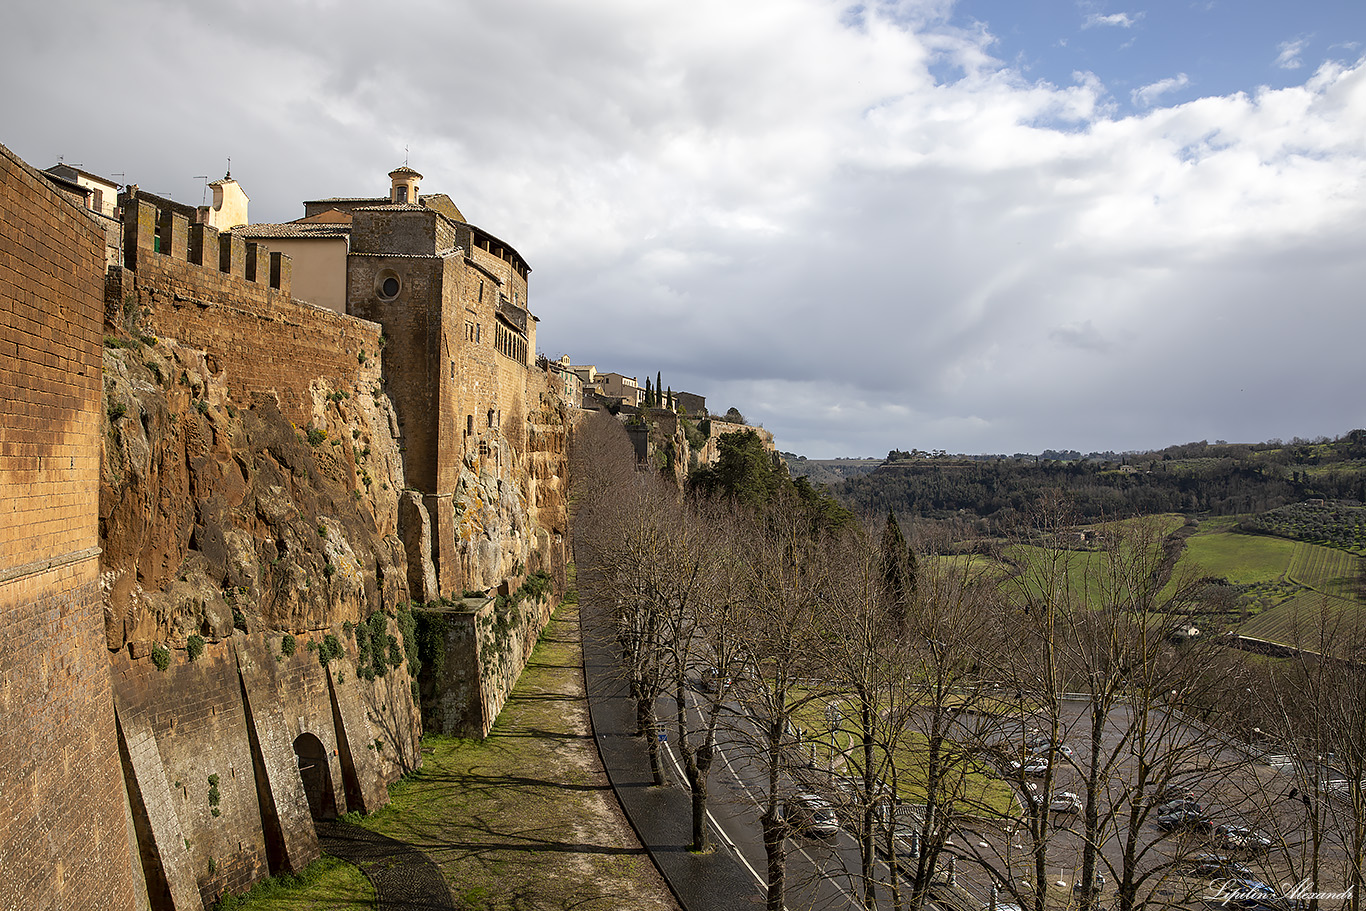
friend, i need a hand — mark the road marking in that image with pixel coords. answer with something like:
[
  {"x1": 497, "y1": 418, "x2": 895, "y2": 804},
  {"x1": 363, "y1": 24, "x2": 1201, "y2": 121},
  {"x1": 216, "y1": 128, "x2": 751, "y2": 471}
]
[
  {"x1": 673, "y1": 697, "x2": 863, "y2": 908},
  {"x1": 660, "y1": 737, "x2": 773, "y2": 897}
]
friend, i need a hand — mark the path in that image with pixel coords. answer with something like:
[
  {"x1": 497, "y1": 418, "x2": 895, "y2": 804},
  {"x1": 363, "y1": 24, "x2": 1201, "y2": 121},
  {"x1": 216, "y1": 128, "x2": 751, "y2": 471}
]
[{"x1": 316, "y1": 819, "x2": 455, "y2": 911}]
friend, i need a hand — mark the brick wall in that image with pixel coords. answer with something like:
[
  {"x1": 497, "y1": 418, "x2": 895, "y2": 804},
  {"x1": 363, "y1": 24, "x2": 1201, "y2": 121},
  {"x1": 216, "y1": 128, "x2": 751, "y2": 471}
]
[{"x1": 0, "y1": 142, "x2": 139, "y2": 908}]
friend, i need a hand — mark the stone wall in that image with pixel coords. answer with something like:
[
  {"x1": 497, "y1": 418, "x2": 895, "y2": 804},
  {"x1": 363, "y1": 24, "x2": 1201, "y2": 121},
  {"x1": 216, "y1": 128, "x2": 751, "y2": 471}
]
[
  {"x1": 348, "y1": 205, "x2": 565, "y2": 600},
  {"x1": 701, "y1": 420, "x2": 775, "y2": 465},
  {"x1": 417, "y1": 591, "x2": 555, "y2": 738},
  {"x1": 101, "y1": 191, "x2": 421, "y2": 907},
  {"x1": 111, "y1": 623, "x2": 417, "y2": 908},
  {"x1": 0, "y1": 141, "x2": 141, "y2": 910}
]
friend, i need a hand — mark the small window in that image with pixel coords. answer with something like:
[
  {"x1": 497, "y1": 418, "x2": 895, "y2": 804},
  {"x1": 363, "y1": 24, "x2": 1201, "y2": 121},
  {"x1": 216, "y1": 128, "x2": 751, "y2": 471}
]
[
  {"x1": 487, "y1": 408, "x2": 495, "y2": 428},
  {"x1": 395, "y1": 186, "x2": 408, "y2": 203},
  {"x1": 466, "y1": 415, "x2": 474, "y2": 435},
  {"x1": 478, "y1": 281, "x2": 484, "y2": 303}
]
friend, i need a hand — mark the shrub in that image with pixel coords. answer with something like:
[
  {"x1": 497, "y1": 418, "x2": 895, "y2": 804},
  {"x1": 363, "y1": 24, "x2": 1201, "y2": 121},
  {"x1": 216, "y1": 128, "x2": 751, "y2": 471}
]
[
  {"x1": 306, "y1": 427, "x2": 327, "y2": 445},
  {"x1": 318, "y1": 633, "x2": 343, "y2": 667},
  {"x1": 151, "y1": 644, "x2": 171, "y2": 671},
  {"x1": 186, "y1": 635, "x2": 205, "y2": 662},
  {"x1": 281, "y1": 634, "x2": 296, "y2": 657},
  {"x1": 107, "y1": 402, "x2": 127, "y2": 421}
]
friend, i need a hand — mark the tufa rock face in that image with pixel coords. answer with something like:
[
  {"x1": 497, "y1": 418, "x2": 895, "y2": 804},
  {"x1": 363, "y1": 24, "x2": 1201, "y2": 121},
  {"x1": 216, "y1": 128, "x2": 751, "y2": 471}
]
[
  {"x1": 99, "y1": 337, "x2": 410, "y2": 651},
  {"x1": 445, "y1": 391, "x2": 571, "y2": 595}
]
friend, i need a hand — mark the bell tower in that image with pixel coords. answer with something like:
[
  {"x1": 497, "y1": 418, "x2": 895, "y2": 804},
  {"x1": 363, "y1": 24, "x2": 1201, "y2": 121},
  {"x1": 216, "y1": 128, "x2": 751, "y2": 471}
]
[{"x1": 389, "y1": 165, "x2": 421, "y2": 204}]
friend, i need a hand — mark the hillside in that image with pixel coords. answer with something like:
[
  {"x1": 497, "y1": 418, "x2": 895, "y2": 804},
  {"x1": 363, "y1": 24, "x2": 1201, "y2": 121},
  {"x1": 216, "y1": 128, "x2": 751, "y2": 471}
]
[
  {"x1": 781, "y1": 452, "x2": 882, "y2": 488},
  {"x1": 830, "y1": 433, "x2": 1366, "y2": 534}
]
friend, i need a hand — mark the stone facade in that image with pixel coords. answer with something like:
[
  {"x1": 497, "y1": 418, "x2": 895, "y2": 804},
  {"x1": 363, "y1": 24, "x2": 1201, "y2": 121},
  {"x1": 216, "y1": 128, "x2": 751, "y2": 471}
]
[
  {"x1": 344, "y1": 171, "x2": 564, "y2": 600},
  {"x1": 0, "y1": 142, "x2": 140, "y2": 910}
]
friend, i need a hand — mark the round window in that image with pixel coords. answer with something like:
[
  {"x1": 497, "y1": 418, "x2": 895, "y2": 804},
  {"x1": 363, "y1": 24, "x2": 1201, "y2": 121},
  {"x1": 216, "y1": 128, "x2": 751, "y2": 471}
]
[{"x1": 376, "y1": 270, "x2": 402, "y2": 300}]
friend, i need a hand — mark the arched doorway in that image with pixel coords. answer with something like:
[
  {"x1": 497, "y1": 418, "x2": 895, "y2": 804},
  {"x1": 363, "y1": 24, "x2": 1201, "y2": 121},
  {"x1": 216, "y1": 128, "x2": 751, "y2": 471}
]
[{"x1": 293, "y1": 732, "x2": 337, "y2": 819}]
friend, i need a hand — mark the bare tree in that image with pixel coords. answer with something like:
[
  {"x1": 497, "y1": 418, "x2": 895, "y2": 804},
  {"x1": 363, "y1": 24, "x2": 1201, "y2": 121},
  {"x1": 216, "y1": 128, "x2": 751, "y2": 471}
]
[{"x1": 729, "y1": 494, "x2": 838, "y2": 911}]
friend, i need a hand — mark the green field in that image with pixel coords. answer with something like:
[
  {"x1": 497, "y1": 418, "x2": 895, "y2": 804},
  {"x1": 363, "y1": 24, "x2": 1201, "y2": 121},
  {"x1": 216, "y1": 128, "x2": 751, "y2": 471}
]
[
  {"x1": 1172, "y1": 523, "x2": 1364, "y2": 650},
  {"x1": 795, "y1": 693, "x2": 1016, "y2": 817},
  {"x1": 1178, "y1": 528, "x2": 1296, "y2": 584}
]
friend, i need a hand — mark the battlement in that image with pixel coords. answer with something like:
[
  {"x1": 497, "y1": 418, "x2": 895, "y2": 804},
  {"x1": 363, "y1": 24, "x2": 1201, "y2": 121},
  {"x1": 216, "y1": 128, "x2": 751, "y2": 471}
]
[{"x1": 120, "y1": 195, "x2": 292, "y2": 298}]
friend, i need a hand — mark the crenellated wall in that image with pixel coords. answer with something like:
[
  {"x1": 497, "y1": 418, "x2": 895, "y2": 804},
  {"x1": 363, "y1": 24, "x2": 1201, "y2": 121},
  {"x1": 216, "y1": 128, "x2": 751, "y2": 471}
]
[{"x1": 113, "y1": 194, "x2": 381, "y2": 431}]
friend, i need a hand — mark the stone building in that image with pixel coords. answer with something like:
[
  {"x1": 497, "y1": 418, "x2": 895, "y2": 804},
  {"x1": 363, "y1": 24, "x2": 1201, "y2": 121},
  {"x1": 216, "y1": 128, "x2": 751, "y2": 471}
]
[
  {"x1": 232, "y1": 165, "x2": 564, "y2": 598},
  {"x1": 597, "y1": 371, "x2": 643, "y2": 407}
]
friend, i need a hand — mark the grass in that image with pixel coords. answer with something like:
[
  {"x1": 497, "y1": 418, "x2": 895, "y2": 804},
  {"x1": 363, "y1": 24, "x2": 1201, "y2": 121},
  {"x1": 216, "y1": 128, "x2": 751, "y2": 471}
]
[
  {"x1": 340, "y1": 592, "x2": 674, "y2": 911},
  {"x1": 1177, "y1": 527, "x2": 1296, "y2": 585},
  {"x1": 212, "y1": 856, "x2": 373, "y2": 910},
  {"x1": 1236, "y1": 590, "x2": 1363, "y2": 651},
  {"x1": 1286, "y1": 541, "x2": 1360, "y2": 598},
  {"x1": 221, "y1": 589, "x2": 675, "y2": 911},
  {"x1": 794, "y1": 692, "x2": 1016, "y2": 817}
]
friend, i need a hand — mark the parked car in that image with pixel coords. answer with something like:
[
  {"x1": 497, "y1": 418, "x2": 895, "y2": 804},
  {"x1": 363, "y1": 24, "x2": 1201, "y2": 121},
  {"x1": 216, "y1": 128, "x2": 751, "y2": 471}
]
[
  {"x1": 784, "y1": 794, "x2": 840, "y2": 838},
  {"x1": 1187, "y1": 853, "x2": 1251, "y2": 878},
  {"x1": 1010, "y1": 756, "x2": 1051, "y2": 777},
  {"x1": 1049, "y1": 791, "x2": 1083, "y2": 813},
  {"x1": 1027, "y1": 741, "x2": 1074, "y2": 759},
  {"x1": 1208, "y1": 877, "x2": 1290, "y2": 911},
  {"x1": 1155, "y1": 798, "x2": 1203, "y2": 816},
  {"x1": 1213, "y1": 824, "x2": 1273, "y2": 854},
  {"x1": 1156, "y1": 807, "x2": 1214, "y2": 832}
]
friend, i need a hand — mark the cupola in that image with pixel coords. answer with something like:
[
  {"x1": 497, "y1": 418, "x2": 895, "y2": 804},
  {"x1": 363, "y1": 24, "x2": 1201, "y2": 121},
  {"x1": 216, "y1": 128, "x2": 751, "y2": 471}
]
[{"x1": 389, "y1": 165, "x2": 422, "y2": 205}]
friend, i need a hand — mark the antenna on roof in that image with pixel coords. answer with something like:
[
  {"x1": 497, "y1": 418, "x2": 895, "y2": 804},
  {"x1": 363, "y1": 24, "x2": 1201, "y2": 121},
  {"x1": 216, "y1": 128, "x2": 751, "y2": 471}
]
[
  {"x1": 226, "y1": 157, "x2": 231, "y2": 178},
  {"x1": 194, "y1": 176, "x2": 210, "y2": 205},
  {"x1": 404, "y1": 145, "x2": 409, "y2": 166}
]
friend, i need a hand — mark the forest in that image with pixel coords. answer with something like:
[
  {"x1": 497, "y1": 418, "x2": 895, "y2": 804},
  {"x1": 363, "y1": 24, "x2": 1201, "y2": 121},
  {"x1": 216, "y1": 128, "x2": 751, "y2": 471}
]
[{"x1": 831, "y1": 430, "x2": 1366, "y2": 545}]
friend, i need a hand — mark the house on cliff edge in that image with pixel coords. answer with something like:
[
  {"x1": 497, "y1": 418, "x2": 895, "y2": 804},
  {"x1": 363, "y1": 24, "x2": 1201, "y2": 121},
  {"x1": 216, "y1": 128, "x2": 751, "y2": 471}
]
[{"x1": 235, "y1": 166, "x2": 554, "y2": 602}]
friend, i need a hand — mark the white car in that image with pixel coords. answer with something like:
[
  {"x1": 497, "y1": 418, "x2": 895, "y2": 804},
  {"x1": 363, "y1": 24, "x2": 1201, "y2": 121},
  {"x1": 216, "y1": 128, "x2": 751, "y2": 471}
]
[
  {"x1": 1049, "y1": 791, "x2": 1082, "y2": 813},
  {"x1": 1010, "y1": 756, "x2": 1051, "y2": 777},
  {"x1": 784, "y1": 793, "x2": 840, "y2": 838}
]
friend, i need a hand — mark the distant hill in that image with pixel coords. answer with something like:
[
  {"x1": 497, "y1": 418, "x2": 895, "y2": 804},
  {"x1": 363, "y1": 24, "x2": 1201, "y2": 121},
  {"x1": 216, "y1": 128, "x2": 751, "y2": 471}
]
[
  {"x1": 828, "y1": 432, "x2": 1366, "y2": 540},
  {"x1": 781, "y1": 452, "x2": 882, "y2": 488}
]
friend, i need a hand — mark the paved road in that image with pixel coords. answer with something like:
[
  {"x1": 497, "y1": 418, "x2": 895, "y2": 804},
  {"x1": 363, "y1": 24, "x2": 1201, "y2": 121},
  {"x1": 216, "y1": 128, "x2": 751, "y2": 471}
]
[{"x1": 581, "y1": 594, "x2": 769, "y2": 911}]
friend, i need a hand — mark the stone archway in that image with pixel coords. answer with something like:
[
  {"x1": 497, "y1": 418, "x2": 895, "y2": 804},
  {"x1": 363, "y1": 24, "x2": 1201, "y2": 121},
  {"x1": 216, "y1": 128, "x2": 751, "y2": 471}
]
[{"x1": 292, "y1": 732, "x2": 337, "y2": 820}]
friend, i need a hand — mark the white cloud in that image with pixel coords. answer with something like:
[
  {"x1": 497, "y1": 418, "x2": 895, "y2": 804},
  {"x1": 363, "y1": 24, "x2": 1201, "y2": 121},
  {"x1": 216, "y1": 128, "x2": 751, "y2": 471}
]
[
  {"x1": 1131, "y1": 73, "x2": 1191, "y2": 107},
  {"x1": 1083, "y1": 11, "x2": 1142, "y2": 29},
  {"x1": 1276, "y1": 37, "x2": 1309, "y2": 70},
  {"x1": 2, "y1": 0, "x2": 1364, "y2": 456}
]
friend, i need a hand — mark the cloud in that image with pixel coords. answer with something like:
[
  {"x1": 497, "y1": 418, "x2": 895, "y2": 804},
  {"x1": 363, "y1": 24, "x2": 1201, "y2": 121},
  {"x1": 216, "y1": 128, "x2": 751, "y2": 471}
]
[
  {"x1": 1083, "y1": 11, "x2": 1142, "y2": 29},
  {"x1": 1050, "y1": 321, "x2": 1114, "y2": 353},
  {"x1": 1, "y1": 0, "x2": 1364, "y2": 457},
  {"x1": 1275, "y1": 37, "x2": 1309, "y2": 70},
  {"x1": 1131, "y1": 73, "x2": 1191, "y2": 107}
]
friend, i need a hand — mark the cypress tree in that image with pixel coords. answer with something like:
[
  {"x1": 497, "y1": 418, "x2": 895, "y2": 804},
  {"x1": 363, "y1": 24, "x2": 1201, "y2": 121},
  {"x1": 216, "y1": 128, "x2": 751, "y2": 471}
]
[{"x1": 878, "y1": 508, "x2": 917, "y2": 633}]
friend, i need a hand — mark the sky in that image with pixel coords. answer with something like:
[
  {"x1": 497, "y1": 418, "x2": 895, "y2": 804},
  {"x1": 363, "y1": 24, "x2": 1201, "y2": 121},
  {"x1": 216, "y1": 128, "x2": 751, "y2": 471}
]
[{"x1": 3, "y1": 0, "x2": 1364, "y2": 459}]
